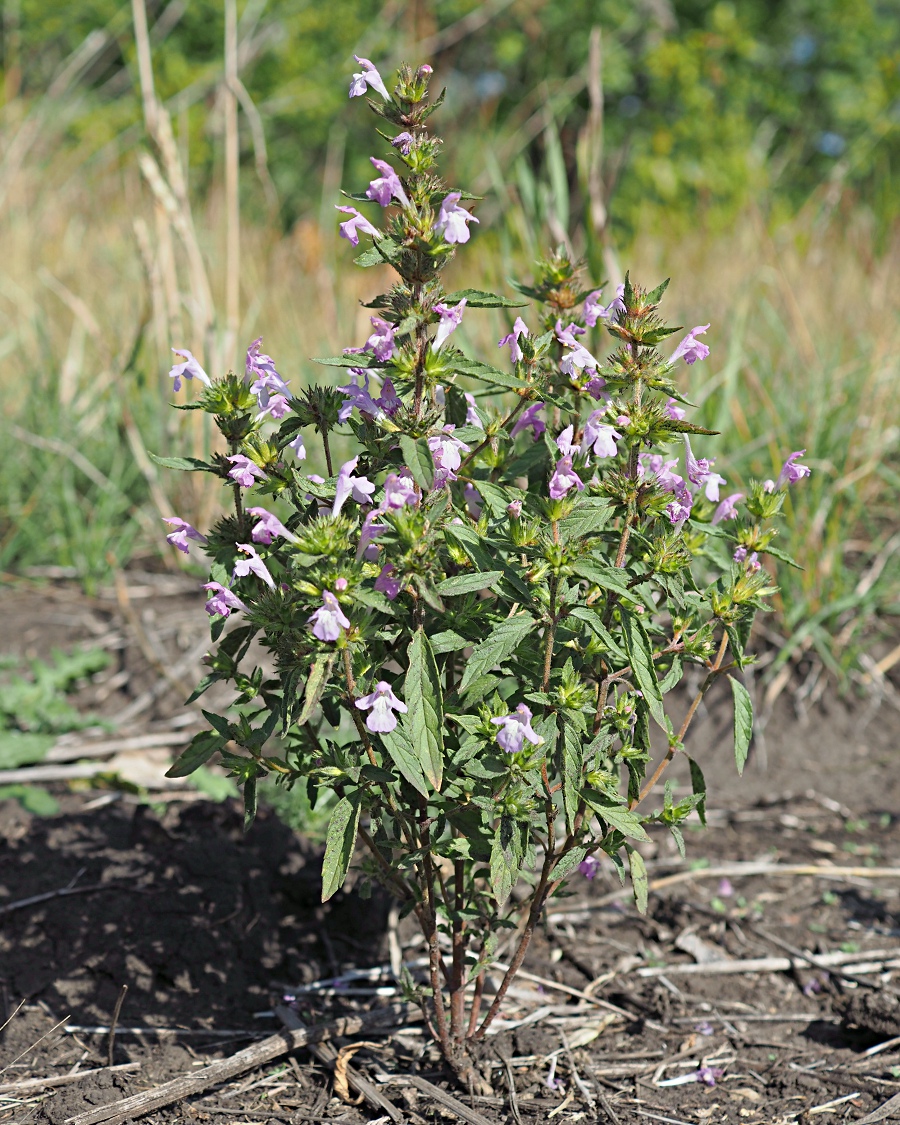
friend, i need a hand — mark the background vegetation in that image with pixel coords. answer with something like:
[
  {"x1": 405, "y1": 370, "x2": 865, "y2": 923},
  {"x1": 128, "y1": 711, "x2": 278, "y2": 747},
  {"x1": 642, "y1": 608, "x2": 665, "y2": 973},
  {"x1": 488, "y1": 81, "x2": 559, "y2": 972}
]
[{"x1": 0, "y1": 0, "x2": 897, "y2": 680}]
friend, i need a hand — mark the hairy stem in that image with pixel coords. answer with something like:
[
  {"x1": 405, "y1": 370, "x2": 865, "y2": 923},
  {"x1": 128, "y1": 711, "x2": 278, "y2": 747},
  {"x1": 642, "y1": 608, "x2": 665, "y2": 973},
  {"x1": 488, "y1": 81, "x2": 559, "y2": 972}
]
[{"x1": 320, "y1": 428, "x2": 334, "y2": 477}]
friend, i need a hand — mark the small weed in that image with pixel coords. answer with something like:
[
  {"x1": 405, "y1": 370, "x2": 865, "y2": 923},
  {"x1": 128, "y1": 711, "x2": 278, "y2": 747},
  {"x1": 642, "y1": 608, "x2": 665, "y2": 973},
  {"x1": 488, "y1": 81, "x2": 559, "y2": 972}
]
[{"x1": 821, "y1": 891, "x2": 839, "y2": 906}]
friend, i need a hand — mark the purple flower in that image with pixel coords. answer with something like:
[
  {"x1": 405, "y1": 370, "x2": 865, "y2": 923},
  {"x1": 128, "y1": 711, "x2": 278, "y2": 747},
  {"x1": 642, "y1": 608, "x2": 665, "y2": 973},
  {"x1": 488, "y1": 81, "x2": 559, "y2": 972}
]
[
  {"x1": 362, "y1": 317, "x2": 397, "y2": 362},
  {"x1": 671, "y1": 324, "x2": 711, "y2": 366},
  {"x1": 717, "y1": 878, "x2": 734, "y2": 898},
  {"x1": 491, "y1": 703, "x2": 543, "y2": 754},
  {"x1": 336, "y1": 205, "x2": 380, "y2": 247},
  {"x1": 391, "y1": 131, "x2": 413, "y2": 155},
  {"x1": 355, "y1": 680, "x2": 408, "y2": 733},
  {"x1": 549, "y1": 455, "x2": 585, "y2": 500},
  {"x1": 256, "y1": 393, "x2": 291, "y2": 421},
  {"x1": 507, "y1": 499, "x2": 523, "y2": 519},
  {"x1": 556, "y1": 425, "x2": 579, "y2": 458},
  {"x1": 428, "y1": 426, "x2": 471, "y2": 483},
  {"x1": 579, "y1": 855, "x2": 600, "y2": 880},
  {"x1": 357, "y1": 511, "x2": 387, "y2": 560},
  {"x1": 376, "y1": 377, "x2": 402, "y2": 416},
  {"x1": 696, "y1": 1067, "x2": 724, "y2": 1088},
  {"x1": 203, "y1": 581, "x2": 248, "y2": 618},
  {"x1": 308, "y1": 590, "x2": 350, "y2": 642},
  {"x1": 712, "y1": 492, "x2": 743, "y2": 524},
  {"x1": 162, "y1": 516, "x2": 207, "y2": 555},
  {"x1": 584, "y1": 284, "x2": 625, "y2": 326},
  {"x1": 684, "y1": 436, "x2": 714, "y2": 487},
  {"x1": 432, "y1": 299, "x2": 466, "y2": 350},
  {"x1": 247, "y1": 507, "x2": 296, "y2": 545},
  {"x1": 733, "y1": 546, "x2": 760, "y2": 570},
  {"x1": 583, "y1": 411, "x2": 622, "y2": 460},
  {"x1": 227, "y1": 454, "x2": 267, "y2": 488},
  {"x1": 498, "y1": 317, "x2": 529, "y2": 364},
  {"x1": 545, "y1": 1056, "x2": 564, "y2": 1092},
  {"x1": 703, "y1": 472, "x2": 727, "y2": 502},
  {"x1": 560, "y1": 343, "x2": 601, "y2": 380},
  {"x1": 775, "y1": 449, "x2": 811, "y2": 489},
  {"x1": 464, "y1": 393, "x2": 483, "y2": 429},
  {"x1": 383, "y1": 470, "x2": 419, "y2": 510},
  {"x1": 337, "y1": 371, "x2": 382, "y2": 422},
  {"x1": 464, "y1": 483, "x2": 482, "y2": 519},
  {"x1": 581, "y1": 377, "x2": 606, "y2": 404},
  {"x1": 245, "y1": 338, "x2": 288, "y2": 404},
  {"x1": 664, "y1": 397, "x2": 686, "y2": 421},
  {"x1": 233, "y1": 543, "x2": 275, "y2": 588},
  {"x1": 366, "y1": 157, "x2": 409, "y2": 208},
  {"x1": 434, "y1": 192, "x2": 479, "y2": 245},
  {"x1": 288, "y1": 433, "x2": 307, "y2": 460},
  {"x1": 665, "y1": 480, "x2": 694, "y2": 526},
  {"x1": 510, "y1": 402, "x2": 545, "y2": 441},
  {"x1": 333, "y1": 457, "x2": 376, "y2": 516},
  {"x1": 168, "y1": 349, "x2": 211, "y2": 393},
  {"x1": 555, "y1": 319, "x2": 586, "y2": 348},
  {"x1": 374, "y1": 564, "x2": 401, "y2": 601},
  {"x1": 349, "y1": 55, "x2": 390, "y2": 101},
  {"x1": 696, "y1": 1021, "x2": 715, "y2": 1036}
]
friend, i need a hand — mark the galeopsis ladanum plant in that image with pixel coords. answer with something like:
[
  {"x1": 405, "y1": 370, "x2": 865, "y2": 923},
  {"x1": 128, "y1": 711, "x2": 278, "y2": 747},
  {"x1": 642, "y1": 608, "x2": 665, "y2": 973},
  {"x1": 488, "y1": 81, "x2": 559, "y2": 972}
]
[{"x1": 158, "y1": 57, "x2": 809, "y2": 1074}]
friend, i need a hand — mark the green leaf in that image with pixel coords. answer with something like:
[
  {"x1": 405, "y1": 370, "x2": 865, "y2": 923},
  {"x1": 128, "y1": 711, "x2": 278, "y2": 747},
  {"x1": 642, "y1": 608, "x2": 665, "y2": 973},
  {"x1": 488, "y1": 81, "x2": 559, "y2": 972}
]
[
  {"x1": 449, "y1": 355, "x2": 527, "y2": 392},
  {"x1": 761, "y1": 545, "x2": 802, "y2": 569},
  {"x1": 436, "y1": 571, "x2": 503, "y2": 596},
  {"x1": 572, "y1": 561, "x2": 635, "y2": 603},
  {"x1": 297, "y1": 654, "x2": 334, "y2": 726},
  {"x1": 405, "y1": 631, "x2": 444, "y2": 791},
  {"x1": 628, "y1": 846, "x2": 649, "y2": 914},
  {"x1": 567, "y1": 606, "x2": 627, "y2": 660},
  {"x1": 0, "y1": 784, "x2": 59, "y2": 816},
  {"x1": 379, "y1": 725, "x2": 429, "y2": 797},
  {"x1": 322, "y1": 793, "x2": 361, "y2": 901},
  {"x1": 561, "y1": 721, "x2": 582, "y2": 834},
  {"x1": 729, "y1": 675, "x2": 753, "y2": 776},
  {"x1": 242, "y1": 776, "x2": 258, "y2": 831},
  {"x1": 165, "y1": 730, "x2": 225, "y2": 778},
  {"x1": 687, "y1": 756, "x2": 707, "y2": 826},
  {"x1": 490, "y1": 815, "x2": 524, "y2": 906},
  {"x1": 430, "y1": 630, "x2": 470, "y2": 654},
  {"x1": 399, "y1": 435, "x2": 434, "y2": 491},
  {"x1": 442, "y1": 288, "x2": 525, "y2": 308},
  {"x1": 149, "y1": 453, "x2": 218, "y2": 473},
  {"x1": 658, "y1": 419, "x2": 719, "y2": 436},
  {"x1": 645, "y1": 277, "x2": 671, "y2": 304},
  {"x1": 659, "y1": 655, "x2": 684, "y2": 693},
  {"x1": 558, "y1": 499, "x2": 613, "y2": 541},
  {"x1": 310, "y1": 352, "x2": 379, "y2": 369},
  {"x1": 583, "y1": 789, "x2": 649, "y2": 841},
  {"x1": 202, "y1": 710, "x2": 233, "y2": 740},
  {"x1": 459, "y1": 616, "x2": 535, "y2": 693},
  {"x1": 552, "y1": 846, "x2": 587, "y2": 882},
  {"x1": 621, "y1": 613, "x2": 666, "y2": 729},
  {"x1": 0, "y1": 730, "x2": 55, "y2": 769}
]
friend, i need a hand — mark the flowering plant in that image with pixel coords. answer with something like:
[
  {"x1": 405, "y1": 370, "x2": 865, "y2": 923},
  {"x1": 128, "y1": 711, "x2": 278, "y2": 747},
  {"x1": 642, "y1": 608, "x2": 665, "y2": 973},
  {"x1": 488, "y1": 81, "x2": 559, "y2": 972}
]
[{"x1": 158, "y1": 60, "x2": 807, "y2": 1078}]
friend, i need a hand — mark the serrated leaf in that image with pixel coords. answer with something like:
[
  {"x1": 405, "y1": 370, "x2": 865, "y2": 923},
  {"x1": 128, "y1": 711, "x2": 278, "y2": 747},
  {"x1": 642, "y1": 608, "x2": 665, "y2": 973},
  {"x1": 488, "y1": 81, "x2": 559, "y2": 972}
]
[
  {"x1": 449, "y1": 355, "x2": 527, "y2": 392},
  {"x1": 552, "y1": 846, "x2": 587, "y2": 882},
  {"x1": 573, "y1": 561, "x2": 635, "y2": 602},
  {"x1": 687, "y1": 755, "x2": 708, "y2": 826},
  {"x1": 628, "y1": 846, "x2": 648, "y2": 913},
  {"x1": 584, "y1": 789, "x2": 649, "y2": 841},
  {"x1": 380, "y1": 725, "x2": 429, "y2": 796},
  {"x1": 659, "y1": 655, "x2": 684, "y2": 693},
  {"x1": 165, "y1": 730, "x2": 225, "y2": 778},
  {"x1": 406, "y1": 630, "x2": 443, "y2": 791},
  {"x1": 459, "y1": 615, "x2": 535, "y2": 693},
  {"x1": 399, "y1": 434, "x2": 434, "y2": 491},
  {"x1": 436, "y1": 571, "x2": 503, "y2": 596},
  {"x1": 561, "y1": 721, "x2": 582, "y2": 834},
  {"x1": 658, "y1": 419, "x2": 719, "y2": 436},
  {"x1": 310, "y1": 353, "x2": 379, "y2": 369},
  {"x1": 567, "y1": 606, "x2": 627, "y2": 660},
  {"x1": 621, "y1": 613, "x2": 665, "y2": 729},
  {"x1": 202, "y1": 709, "x2": 233, "y2": 740},
  {"x1": 645, "y1": 277, "x2": 671, "y2": 304},
  {"x1": 429, "y1": 630, "x2": 470, "y2": 655},
  {"x1": 150, "y1": 453, "x2": 218, "y2": 473},
  {"x1": 442, "y1": 288, "x2": 525, "y2": 308},
  {"x1": 490, "y1": 815, "x2": 523, "y2": 906},
  {"x1": 184, "y1": 673, "x2": 220, "y2": 705},
  {"x1": 322, "y1": 793, "x2": 361, "y2": 901},
  {"x1": 559, "y1": 499, "x2": 613, "y2": 541},
  {"x1": 762, "y1": 545, "x2": 802, "y2": 569},
  {"x1": 729, "y1": 675, "x2": 753, "y2": 776},
  {"x1": 297, "y1": 653, "x2": 334, "y2": 726}
]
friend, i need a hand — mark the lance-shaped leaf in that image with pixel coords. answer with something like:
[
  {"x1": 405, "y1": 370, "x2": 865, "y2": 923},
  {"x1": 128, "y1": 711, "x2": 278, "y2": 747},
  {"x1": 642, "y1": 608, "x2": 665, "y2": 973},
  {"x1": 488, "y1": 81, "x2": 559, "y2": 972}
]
[
  {"x1": 406, "y1": 630, "x2": 444, "y2": 791},
  {"x1": 552, "y1": 846, "x2": 587, "y2": 882},
  {"x1": 399, "y1": 435, "x2": 434, "y2": 491},
  {"x1": 150, "y1": 453, "x2": 220, "y2": 473},
  {"x1": 490, "y1": 815, "x2": 524, "y2": 906},
  {"x1": 687, "y1": 755, "x2": 707, "y2": 826},
  {"x1": 627, "y1": 845, "x2": 649, "y2": 914},
  {"x1": 583, "y1": 788, "x2": 649, "y2": 841},
  {"x1": 380, "y1": 724, "x2": 429, "y2": 797},
  {"x1": 573, "y1": 561, "x2": 636, "y2": 603},
  {"x1": 561, "y1": 720, "x2": 582, "y2": 834},
  {"x1": 436, "y1": 571, "x2": 503, "y2": 596},
  {"x1": 322, "y1": 792, "x2": 361, "y2": 901},
  {"x1": 442, "y1": 288, "x2": 525, "y2": 308},
  {"x1": 621, "y1": 612, "x2": 666, "y2": 729},
  {"x1": 165, "y1": 730, "x2": 225, "y2": 778},
  {"x1": 310, "y1": 352, "x2": 380, "y2": 368},
  {"x1": 296, "y1": 653, "x2": 334, "y2": 726},
  {"x1": 729, "y1": 675, "x2": 753, "y2": 775},
  {"x1": 459, "y1": 615, "x2": 535, "y2": 693}
]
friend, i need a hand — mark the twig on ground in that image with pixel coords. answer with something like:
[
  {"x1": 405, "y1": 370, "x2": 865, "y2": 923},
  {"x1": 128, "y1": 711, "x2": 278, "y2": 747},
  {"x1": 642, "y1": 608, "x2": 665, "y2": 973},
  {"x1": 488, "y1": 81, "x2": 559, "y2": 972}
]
[
  {"x1": 64, "y1": 1026, "x2": 267, "y2": 1038},
  {"x1": 637, "y1": 948, "x2": 900, "y2": 978},
  {"x1": 495, "y1": 1048, "x2": 522, "y2": 1125},
  {"x1": 405, "y1": 1075, "x2": 497, "y2": 1125},
  {"x1": 560, "y1": 1030, "x2": 595, "y2": 1110},
  {"x1": 854, "y1": 1090, "x2": 900, "y2": 1123},
  {"x1": 0, "y1": 1016, "x2": 70, "y2": 1075},
  {"x1": 749, "y1": 926, "x2": 900, "y2": 995},
  {"x1": 63, "y1": 1006, "x2": 417, "y2": 1125},
  {"x1": 0, "y1": 884, "x2": 146, "y2": 918},
  {"x1": 107, "y1": 986, "x2": 128, "y2": 1067},
  {"x1": 46, "y1": 731, "x2": 194, "y2": 763},
  {"x1": 0, "y1": 1063, "x2": 140, "y2": 1096},
  {"x1": 862, "y1": 1035, "x2": 900, "y2": 1058},
  {"x1": 491, "y1": 962, "x2": 661, "y2": 1029}
]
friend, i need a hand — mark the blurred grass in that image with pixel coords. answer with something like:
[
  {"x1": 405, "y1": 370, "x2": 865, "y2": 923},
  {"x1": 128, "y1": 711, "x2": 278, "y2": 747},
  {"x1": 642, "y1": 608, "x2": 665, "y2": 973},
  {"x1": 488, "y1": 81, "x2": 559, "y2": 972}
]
[{"x1": 0, "y1": 40, "x2": 896, "y2": 683}]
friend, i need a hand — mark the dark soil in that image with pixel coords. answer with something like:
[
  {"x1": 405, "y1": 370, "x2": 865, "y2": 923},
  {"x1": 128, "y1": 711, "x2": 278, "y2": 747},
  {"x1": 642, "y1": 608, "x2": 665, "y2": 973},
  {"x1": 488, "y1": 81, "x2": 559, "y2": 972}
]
[{"x1": 2, "y1": 574, "x2": 900, "y2": 1125}]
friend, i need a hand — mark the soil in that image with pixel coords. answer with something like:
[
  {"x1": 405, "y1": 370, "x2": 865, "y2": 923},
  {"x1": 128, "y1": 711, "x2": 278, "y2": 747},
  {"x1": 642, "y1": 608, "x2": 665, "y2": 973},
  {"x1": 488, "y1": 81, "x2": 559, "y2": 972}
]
[{"x1": 1, "y1": 573, "x2": 900, "y2": 1125}]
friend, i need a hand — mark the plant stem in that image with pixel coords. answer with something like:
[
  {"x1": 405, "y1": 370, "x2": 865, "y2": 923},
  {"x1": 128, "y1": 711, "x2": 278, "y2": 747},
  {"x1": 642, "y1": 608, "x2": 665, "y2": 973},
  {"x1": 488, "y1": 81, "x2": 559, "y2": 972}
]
[
  {"x1": 420, "y1": 809, "x2": 452, "y2": 1059},
  {"x1": 321, "y1": 428, "x2": 334, "y2": 477},
  {"x1": 542, "y1": 568, "x2": 559, "y2": 693},
  {"x1": 450, "y1": 855, "x2": 466, "y2": 1044},
  {"x1": 632, "y1": 630, "x2": 730, "y2": 808},
  {"x1": 457, "y1": 395, "x2": 530, "y2": 475}
]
